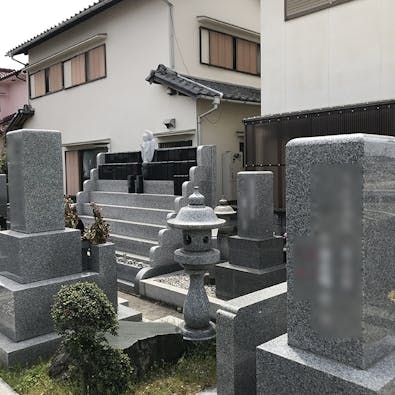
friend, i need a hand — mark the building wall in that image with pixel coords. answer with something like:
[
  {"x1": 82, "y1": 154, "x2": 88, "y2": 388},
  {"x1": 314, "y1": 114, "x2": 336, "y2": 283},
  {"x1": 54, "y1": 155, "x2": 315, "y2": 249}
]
[
  {"x1": 25, "y1": 0, "x2": 197, "y2": 152},
  {"x1": 0, "y1": 76, "x2": 28, "y2": 120},
  {"x1": 172, "y1": 0, "x2": 261, "y2": 88},
  {"x1": 261, "y1": 0, "x2": 395, "y2": 115},
  {"x1": 199, "y1": 99, "x2": 260, "y2": 200}
]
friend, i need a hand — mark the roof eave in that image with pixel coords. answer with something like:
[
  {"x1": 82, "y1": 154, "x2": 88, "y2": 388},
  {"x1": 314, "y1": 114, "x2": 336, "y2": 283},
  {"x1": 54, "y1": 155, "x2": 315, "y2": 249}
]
[{"x1": 7, "y1": 0, "x2": 123, "y2": 56}]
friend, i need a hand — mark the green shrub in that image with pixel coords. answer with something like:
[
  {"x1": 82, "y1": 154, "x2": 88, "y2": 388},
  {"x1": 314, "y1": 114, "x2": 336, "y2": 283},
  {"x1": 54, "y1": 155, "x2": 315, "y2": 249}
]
[
  {"x1": 51, "y1": 282, "x2": 131, "y2": 395},
  {"x1": 84, "y1": 202, "x2": 110, "y2": 245}
]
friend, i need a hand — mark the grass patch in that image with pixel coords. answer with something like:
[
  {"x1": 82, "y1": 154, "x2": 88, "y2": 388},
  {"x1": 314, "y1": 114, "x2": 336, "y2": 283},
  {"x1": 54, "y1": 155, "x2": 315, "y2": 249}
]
[{"x1": 0, "y1": 342, "x2": 216, "y2": 395}]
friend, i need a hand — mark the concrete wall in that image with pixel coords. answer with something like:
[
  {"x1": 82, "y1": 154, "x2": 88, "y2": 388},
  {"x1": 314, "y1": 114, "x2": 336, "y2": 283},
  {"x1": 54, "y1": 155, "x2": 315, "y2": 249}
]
[
  {"x1": 261, "y1": 0, "x2": 395, "y2": 115},
  {"x1": 172, "y1": 0, "x2": 261, "y2": 88},
  {"x1": 0, "y1": 76, "x2": 28, "y2": 121},
  {"x1": 25, "y1": 0, "x2": 197, "y2": 152},
  {"x1": 199, "y1": 99, "x2": 260, "y2": 200}
]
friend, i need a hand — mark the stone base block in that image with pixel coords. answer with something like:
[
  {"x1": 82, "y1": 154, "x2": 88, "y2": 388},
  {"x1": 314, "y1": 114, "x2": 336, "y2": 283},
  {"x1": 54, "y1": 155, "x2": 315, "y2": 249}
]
[
  {"x1": 0, "y1": 228, "x2": 82, "y2": 283},
  {"x1": 228, "y1": 236, "x2": 284, "y2": 269},
  {"x1": 256, "y1": 334, "x2": 395, "y2": 395},
  {"x1": 215, "y1": 262, "x2": 286, "y2": 300},
  {"x1": 0, "y1": 272, "x2": 99, "y2": 342},
  {"x1": 216, "y1": 283, "x2": 287, "y2": 395},
  {"x1": 0, "y1": 330, "x2": 60, "y2": 368}
]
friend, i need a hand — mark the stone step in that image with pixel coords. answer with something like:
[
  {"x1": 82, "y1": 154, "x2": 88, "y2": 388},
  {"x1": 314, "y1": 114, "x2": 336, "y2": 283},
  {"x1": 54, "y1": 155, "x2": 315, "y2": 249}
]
[
  {"x1": 81, "y1": 203, "x2": 171, "y2": 226},
  {"x1": 90, "y1": 191, "x2": 175, "y2": 210},
  {"x1": 143, "y1": 180, "x2": 174, "y2": 195},
  {"x1": 118, "y1": 278, "x2": 136, "y2": 295},
  {"x1": 96, "y1": 180, "x2": 129, "y2": 192},
  {"x1": 110, "y1": 234, "x2": 157, "y2": 256},
  {"x1": 80, "y1": 215, "x2": 164, "y2": 240}
]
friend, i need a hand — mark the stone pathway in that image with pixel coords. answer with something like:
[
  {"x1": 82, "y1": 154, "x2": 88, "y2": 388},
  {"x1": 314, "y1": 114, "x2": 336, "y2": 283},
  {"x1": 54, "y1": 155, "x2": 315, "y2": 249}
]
[{"x1": 118, "y1": 291, "x2": 183, "y2": 321}]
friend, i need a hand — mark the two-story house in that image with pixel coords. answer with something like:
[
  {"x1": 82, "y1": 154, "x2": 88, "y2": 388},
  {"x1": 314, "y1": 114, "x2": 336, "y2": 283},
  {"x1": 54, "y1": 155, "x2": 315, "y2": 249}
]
[
  {"x1": 0, "y1": 68, "x2": 31, "y2": 132},
  {"x1": 244, "y1": 0, "x2": 395, "y2": 209},
  {"x1": 7, "y1": 0, "x2": 261, "y2": 200}
]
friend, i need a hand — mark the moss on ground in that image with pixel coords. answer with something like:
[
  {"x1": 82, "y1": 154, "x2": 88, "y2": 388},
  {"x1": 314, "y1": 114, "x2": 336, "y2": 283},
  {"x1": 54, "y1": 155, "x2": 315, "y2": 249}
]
[{"x1": 0, "y1": 341, "x2": 216, "y2": 395}]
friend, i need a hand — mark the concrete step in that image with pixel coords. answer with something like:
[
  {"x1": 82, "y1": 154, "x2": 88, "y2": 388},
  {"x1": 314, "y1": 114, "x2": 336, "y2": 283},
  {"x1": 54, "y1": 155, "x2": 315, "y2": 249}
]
[
  {"x1": 96, "y1": 180, "x2": 129, "y2": 192},
  {"x1": 80, "y1": 215, "x2": 164, "y2": 240},
  {"x1": 90, "y1": 191, "x2": 175, "y2": 210},
  {"x1": 118, "y1": 278, "x2": 137, "y2": 295},
  {"x1": 81, "y1": 203, "x2": 171, "y2": 226},
  {"x1": 110, "y1": 234, "x2": 157, "y2": 256},
  {"x1": 117, "y1": 304, "x2": 142, "y2": 322},
  {"x1": 143, "y1": 180, "x2": 174, "y2": 195}
]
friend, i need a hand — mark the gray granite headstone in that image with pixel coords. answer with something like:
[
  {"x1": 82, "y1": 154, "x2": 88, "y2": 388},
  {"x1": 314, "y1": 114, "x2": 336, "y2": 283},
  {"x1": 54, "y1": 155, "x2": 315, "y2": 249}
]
[
  {"x1": 7, "y1": 130, "x2": 64, "y2": 234},
  {"x1": 216, "y1": 171, "x2": 285, "y2": 299},
  {"x1": 237, "y1": 171, "x2": 273, "y2": 239},
  {"x1": 0, "y1": 130, "x2": 118, "y2": 366},
  {"x1": 286, "y1": 134, "x2": 395, "y2": 369},
  {"x1": 256, "y1": 134, "x2": 395, "y2": 394}
]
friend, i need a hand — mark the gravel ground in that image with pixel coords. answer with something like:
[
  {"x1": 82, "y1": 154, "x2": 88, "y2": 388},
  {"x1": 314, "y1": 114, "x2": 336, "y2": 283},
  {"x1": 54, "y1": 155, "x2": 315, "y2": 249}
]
[
  {"x1": 155, "y1": 272, "x2": 217, "y2": 298},
  {"x1": 116, "y1": 254, "x2": 150, "y2": 269}
]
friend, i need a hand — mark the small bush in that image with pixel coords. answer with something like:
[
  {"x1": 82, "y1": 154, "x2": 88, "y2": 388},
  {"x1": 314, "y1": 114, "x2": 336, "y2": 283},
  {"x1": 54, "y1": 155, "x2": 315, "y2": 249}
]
[
  {"x1": 64, "y1": 196, "x2": 85, "y2": 236},
  {"x1": 51, "y1": 282, "x2": 131, "y2": 395},
  {"x1": 84, "y1": 202, "x2": 110, "y2": 245}
]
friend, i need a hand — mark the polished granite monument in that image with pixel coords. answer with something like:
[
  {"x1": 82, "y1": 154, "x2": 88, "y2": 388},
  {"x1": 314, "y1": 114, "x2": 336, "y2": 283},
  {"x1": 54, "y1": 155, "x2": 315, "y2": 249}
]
[
  {"x1": 216, "y1": 171, "x2": 285, "y2": 299},
  {"x1": 0, "y1": 130, "x2": 101, "y2": 367},
  {"x1": 256, "y1": 134, "x2": 395, "y2": 394}
]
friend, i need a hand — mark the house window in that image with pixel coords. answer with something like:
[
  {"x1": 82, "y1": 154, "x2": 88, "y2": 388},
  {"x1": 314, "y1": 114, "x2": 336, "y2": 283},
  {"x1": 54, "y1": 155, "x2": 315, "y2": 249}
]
[
  {"x1": 48, "y1": 63, "x2": 63, "y2": 93},
  {"x1": 87, "y1": 45, "x2": 106, "y2": 81},
  {"x1": 285, "y1": 0, "x2": 354, "y2": 21},
  {"x1": 200, "y1": 28, "x2": 260, "y2": 76},
  {"x1": 30, "y1": 70, "x2": 46, "y2": 98},
  {"x1": 29, "y1": 44, "x2": 106, "y2": 98}
]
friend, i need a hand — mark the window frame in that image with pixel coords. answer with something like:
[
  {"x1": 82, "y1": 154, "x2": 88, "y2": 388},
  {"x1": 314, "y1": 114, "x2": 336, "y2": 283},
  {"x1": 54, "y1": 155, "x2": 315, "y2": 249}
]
[
  {"x1": 29, "y1": 44, "x2": 107, "y2": 99},
  {"x1": 284, "y1": 0, "x2": 354, "y2": 21},
  {"x1": 199, "y1": 27, "x2": 260, "y2": 77}
]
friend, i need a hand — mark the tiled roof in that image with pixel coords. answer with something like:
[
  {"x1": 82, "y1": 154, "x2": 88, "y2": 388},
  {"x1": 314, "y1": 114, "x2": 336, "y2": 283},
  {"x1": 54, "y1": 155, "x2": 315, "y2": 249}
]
[
  {"x1": 7, "y1": 0, "x2": 123, "y2": 56},
  {"x1": 146, "y1": 64, "x2": 261, "y2": 104},
  {"x1": 0, "y1": 68, "x2": 15, "y2": 80}
]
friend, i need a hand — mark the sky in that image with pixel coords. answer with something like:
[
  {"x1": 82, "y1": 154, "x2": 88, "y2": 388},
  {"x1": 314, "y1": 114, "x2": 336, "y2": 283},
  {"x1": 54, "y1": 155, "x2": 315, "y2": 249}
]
[{"x1": 1, "y1": 0, "x2": 95, "y2": 70}]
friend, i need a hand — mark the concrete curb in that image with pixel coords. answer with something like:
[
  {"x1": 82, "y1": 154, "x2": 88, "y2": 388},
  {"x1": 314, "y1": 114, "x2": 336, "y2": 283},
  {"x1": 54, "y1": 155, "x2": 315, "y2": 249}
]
[
  {"x1": 139, "y1": 277, "x2": 227, "y2": 320},
  {"x1": 0, "y1": 378, "x2": 19, "y2": 395}
]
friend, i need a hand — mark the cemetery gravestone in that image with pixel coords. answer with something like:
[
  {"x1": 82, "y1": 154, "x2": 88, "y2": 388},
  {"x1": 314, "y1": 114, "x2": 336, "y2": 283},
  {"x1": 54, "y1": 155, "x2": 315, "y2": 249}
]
[
  {"x1": 256, "y1": 134, "x2": 395, "y2": 394},
  {"x1": 216, "y1": 171, "x2": 285, "y2": 299},
  {"x1": 0, "y1": 129, "x2": 101, "y2": 367}
]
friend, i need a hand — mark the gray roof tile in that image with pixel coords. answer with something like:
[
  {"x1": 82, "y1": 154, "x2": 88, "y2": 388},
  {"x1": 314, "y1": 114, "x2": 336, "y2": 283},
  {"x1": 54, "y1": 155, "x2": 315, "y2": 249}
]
[{"x1": 146, "y1": 64, "x2": 260, "y2": 104}]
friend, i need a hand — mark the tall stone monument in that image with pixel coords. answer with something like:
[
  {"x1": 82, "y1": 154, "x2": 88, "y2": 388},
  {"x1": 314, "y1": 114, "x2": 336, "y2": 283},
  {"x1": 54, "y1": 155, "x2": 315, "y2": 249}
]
[
  {"x1": 216, "y1": 171, "x2": 285, "y2": 299},
  {"x1": 257, "y1": 134, "x2": 395, "y2": 394},
  {"x1": 0, "y1": 130, "x2": 100, "y2": 367}
]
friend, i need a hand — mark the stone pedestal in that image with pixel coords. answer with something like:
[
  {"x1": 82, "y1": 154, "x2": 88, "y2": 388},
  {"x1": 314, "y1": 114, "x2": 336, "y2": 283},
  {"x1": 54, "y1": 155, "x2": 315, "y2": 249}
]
[
  {"x1": 216, "y1": 172, "x2": 285, "y2": 299},
  {"x1": 257, "y1": 134, "x2": 395, "y2": 394},
  {"x1": 216, "y1": 283, "x2": 287, "y2": 395}
]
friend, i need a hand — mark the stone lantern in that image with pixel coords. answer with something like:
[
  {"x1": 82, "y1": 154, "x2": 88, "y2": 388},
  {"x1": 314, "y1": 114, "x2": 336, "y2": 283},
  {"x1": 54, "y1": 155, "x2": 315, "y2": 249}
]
[
  {"x1": 214, "y1": 197, "x2": 237, "y2": 261},
  {"x1": 168, "y1": 186, "x2": 225, "y2": 341}
]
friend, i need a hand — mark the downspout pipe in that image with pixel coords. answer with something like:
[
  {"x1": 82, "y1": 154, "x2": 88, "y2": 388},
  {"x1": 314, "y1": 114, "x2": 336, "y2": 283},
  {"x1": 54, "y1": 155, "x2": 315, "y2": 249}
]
[
  {"x1": 10, "y1": 55, "x2": 28, "y2": 68},
  {"x1": 196, "y1": 95, "x2": 222, "y2": 146},
  {"x1": 160, "y1": 0, "x2": 175, "y2": 70}
]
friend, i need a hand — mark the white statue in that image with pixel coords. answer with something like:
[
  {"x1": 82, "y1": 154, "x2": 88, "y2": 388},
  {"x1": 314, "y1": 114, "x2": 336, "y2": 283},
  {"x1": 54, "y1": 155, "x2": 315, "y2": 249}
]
[{"x1": 141, "y1": 130, "x2": 158, "y2": 163}]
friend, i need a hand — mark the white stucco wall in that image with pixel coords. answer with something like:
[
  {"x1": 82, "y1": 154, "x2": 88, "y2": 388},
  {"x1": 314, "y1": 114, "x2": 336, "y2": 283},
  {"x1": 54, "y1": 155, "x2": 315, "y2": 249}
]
[
  {"x1": 172, "y1": 0, "x2": 261, "y2": 88},
  {"x1": 25, "y1": 0, "x2": 197, "y2": 152},
  {"x1": 261, "y1": 0, "x2": 395, "y2": 115},
  {"x1": 199, "y1": 99, "x2": 260, "y2": 200}
]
